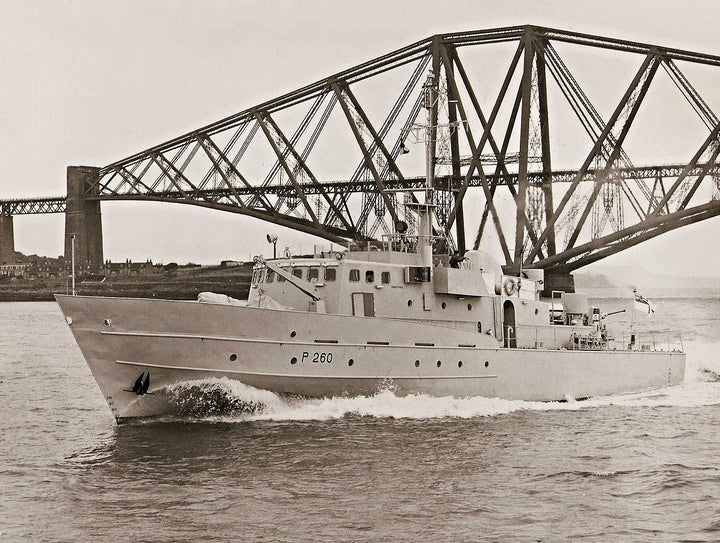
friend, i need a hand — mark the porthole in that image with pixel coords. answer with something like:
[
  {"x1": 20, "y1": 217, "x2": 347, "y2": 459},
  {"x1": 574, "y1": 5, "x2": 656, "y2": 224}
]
[
  {"x1": 441, "y1": 302, "x2": 447, "y2": 309},
  {"x1": 484, "y1": 360, "x2": 489, "y2": 368},
  {"x1": 348, "y1": 359, "x2": 354, "y2": 367},
  {"x1": 230, "y1": 354, "x2": 237, "y2": 362},
  {"x1": 535, "y1": 308, "x2": 539, "y2": 315},
  {"x1": 458, "y1": 361, "x2": 463, "y2": 368},
  {"x1": 291, "y1": 357, "x2": 298, "y2": 365},
  {"x1": 467, "y1": 303, "x2": 472, "y2": 311},
  {"x1": 437, "y1": 360, "x2": 442, "y2": 368},
  {"x1": 415, "y1": 360, "x2": 420, "y2": 367},
  {"x1": 407, "y1": 300, "x2": 413, "y2": 307},
  {"x1": 103, "y1": 319, "x2": 112, "y2": 327},
  {"x1": 290, "y1": 330, "x2": 297, "y2": 337}
]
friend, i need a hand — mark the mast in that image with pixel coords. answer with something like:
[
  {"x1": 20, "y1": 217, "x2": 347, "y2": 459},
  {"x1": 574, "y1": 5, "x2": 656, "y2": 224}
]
[{"x1": 418, "y1": 72, "x2": 436, "y2": 266}]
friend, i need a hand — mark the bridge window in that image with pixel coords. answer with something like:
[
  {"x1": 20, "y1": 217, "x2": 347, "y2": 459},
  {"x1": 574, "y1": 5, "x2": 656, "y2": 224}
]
[
  {"x1": 325, "y1": 268, "x2": 336, "y2": 281},
  {"x1": 292, "y1": 268, "x2": 303, "y2": 279},
  {"x1": 308, "y1": 267, "x2": 319, "y2": 281},
  {"x1": 366, "y1": 270, "x2": 375, "y2": 283},
  {"x1": 349, "y1": 269, "x2": 360, "y2": 282},
  {"x1": 381, "y1": 271, "x2": 391, "y2": 284}
]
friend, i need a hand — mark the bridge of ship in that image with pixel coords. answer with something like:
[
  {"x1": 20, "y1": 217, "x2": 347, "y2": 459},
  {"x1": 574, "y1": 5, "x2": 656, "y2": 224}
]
[{"x1": 2, "y1": 25, "x2": 720, "y2": 287}]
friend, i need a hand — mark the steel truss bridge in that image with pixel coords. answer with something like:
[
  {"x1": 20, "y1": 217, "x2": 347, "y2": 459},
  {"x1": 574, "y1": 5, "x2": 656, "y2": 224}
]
[
  {"x1": 6, "y1": 25, "x2": 720, "y2": 275},
  {"x1": 1, "y1": 197, "x2": 66, "y2": 215}
]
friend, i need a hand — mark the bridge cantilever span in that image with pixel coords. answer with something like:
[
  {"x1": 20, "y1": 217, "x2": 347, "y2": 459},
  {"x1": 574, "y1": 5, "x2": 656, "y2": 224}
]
[{"x1": 4, "y1": 25, "x2": 720, "y2": 286}]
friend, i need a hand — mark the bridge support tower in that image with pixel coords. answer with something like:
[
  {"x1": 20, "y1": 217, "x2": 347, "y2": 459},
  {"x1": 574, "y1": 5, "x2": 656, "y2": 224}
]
[
  {"x1": 0, "y1": 212, "x2": 14, "y2": 265},
  {"x1": 64, "y1": 166, "x2": 103, "y2": 273},
  {"x1": 541, "y1": 272, "x2": 575, "y2": 298}
]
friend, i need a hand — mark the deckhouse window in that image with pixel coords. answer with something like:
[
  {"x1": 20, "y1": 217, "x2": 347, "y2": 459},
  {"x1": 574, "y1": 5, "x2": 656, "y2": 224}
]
[
  {"x1": 381, "y1": 271, "x2": 390, "y2": 284},
  {"x1": 267, "y1": 270, "x2": 274, "y2": 283},
  {"x1": 325, "y1": 268, "x2": 336, "y2": 281},
  {"x1": 292, "y1": 268, "x2": 303, "y2": 279},
  {"x1": 308, "y1": 267, "x2": 319, "y2": 281},
  {"x1": 366, "y1": 270, "x2": 375, "y2": 283},
  {"x1": 349, "y1": 269, "x2": 360, "y2": 282}
]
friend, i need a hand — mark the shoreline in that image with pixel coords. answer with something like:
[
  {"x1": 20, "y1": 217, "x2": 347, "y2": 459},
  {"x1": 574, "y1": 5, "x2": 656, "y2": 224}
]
[{"x1": 0, "y1": 265, "x2": 252, "y2": 302}]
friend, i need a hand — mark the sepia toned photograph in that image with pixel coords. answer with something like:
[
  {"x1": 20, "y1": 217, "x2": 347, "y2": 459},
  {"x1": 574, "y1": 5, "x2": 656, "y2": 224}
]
[{"x1": 1, "y1": 1, "x2": 719, "y2": 541}]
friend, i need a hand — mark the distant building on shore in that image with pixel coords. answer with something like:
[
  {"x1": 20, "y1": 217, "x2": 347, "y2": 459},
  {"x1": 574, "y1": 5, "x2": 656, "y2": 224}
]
[
  {"x1": 3, "y1": 251, "x2": 251, "y2": 281},
  {"x1": 0, "y1": 263, "x2": 28, "y2": 278},
  {"x1": 104, "y1": 259, "x2": 158, "y2": 277}
]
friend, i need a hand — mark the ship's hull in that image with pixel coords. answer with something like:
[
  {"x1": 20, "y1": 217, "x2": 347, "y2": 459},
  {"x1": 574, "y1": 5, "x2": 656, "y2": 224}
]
[{"x1": 56, "y1": 295, "x2": 686, "y2": 421}]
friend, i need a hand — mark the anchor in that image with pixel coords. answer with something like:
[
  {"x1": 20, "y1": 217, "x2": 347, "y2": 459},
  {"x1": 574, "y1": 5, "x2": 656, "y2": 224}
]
[{"x1": 124, "y1": 371, "x2": 153, "y2": 395}]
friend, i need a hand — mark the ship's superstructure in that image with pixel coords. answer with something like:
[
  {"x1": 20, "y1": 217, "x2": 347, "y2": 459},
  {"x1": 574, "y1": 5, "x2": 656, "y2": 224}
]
[{"x1": 250, "y1": 242, "x2": 599, "y2": 352}]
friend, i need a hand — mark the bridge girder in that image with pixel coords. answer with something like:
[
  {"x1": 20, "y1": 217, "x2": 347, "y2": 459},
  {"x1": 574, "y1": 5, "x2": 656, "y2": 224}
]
[
  {"x1": 13, "y1": 25, "x2": 720, "y2": 273},
  {"x1": 1, "y1": 197, "x2": 66, "y2": 215}
]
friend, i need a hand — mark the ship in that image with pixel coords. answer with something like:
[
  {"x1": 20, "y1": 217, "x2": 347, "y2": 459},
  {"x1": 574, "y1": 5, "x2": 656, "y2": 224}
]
[
  {"x1": 55, "y1": 195, "x2": 685, "y2": 422},
  {"x1": 56, "y1": 76, "x2": 685, "y2": 423}
]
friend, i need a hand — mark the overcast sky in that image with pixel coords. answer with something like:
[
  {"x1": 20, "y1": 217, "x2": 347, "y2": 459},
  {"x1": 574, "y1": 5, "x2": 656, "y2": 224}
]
[{"x1": 2, "y1": 0, "x2": 720, "y2": 277}]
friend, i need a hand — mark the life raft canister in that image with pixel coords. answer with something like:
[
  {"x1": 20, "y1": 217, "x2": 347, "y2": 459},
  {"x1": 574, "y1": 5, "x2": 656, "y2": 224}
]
[{"x1": 503, "y1": 277, "x2": 518, "y2": 296}]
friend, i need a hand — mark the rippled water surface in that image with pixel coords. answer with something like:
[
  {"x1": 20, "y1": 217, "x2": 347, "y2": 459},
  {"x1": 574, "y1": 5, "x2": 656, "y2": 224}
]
[{"x1": 1, "y1": 297, "x2": 719, "y2": 542}]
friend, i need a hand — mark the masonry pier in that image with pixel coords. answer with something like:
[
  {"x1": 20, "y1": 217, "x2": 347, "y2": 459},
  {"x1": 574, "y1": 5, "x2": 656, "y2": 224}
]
[
  {"x1": 542, "y1": 272, "x2": 576, "y2": 298},
  {"x1": 64, "y1": 166, "x2": 103, "y2": 273},
  {"x1": 0, "y1": 213, "x2": 15, "y2": 265}
]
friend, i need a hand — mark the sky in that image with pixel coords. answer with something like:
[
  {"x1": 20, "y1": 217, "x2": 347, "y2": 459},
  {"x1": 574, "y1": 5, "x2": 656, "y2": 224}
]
[{"x1": 2, "y1": 0, "x2": 720, "y2": 277}]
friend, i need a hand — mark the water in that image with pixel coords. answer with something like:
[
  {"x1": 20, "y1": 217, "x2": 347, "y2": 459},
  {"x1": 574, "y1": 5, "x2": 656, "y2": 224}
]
[{"x1": 1, "y1": 296, "x2": 719, "y2": 542}]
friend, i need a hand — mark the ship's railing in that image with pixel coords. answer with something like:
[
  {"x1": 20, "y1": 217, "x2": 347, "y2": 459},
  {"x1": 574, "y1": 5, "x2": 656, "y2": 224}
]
[
  {"x1": 374, "y1": 233, "x2": 449, "y2": 254},
  {"x1": 507, "y1": 323, "x2": 684, "y2": 353},
  {"x1": 383, "y1": 234, "x2": 417, "y2": 253},
  {"x1": 503, "y1": 325, "x2": 516, "y2": 348},
  {"x1": 513, "y1": 324, "x2": 591, "y2": 350},
  {"x1": 345, "y1": 236, "x2": 417, "y2": 253},
  {"x1": 612, "y1": 331, "x2": 685, "y2": 353}
]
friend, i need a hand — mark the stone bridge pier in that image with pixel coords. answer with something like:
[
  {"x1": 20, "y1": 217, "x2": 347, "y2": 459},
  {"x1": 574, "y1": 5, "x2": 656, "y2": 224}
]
[
  {"x1": 64, "y1": 166, "x2": 103, "y2": 272},
  {"x1": 541, "y1": 272, "x2": 576, "y2": 297},
  {"x1": 0, "y1": 212, "x2": 14, "y2": 265}
]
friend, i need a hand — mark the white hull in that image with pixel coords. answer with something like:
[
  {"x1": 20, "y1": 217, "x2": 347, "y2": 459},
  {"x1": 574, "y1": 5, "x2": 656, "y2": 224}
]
[{"x1": 56, "y1": 294, "x2": 685, "y2": 422}]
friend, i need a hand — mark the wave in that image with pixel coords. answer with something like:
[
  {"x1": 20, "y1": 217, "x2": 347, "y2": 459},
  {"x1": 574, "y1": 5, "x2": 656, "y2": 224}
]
[
  {"x1": 156, "y1": 377, "x2": 720, "y2": 425},
  {"x1": 684, "y1": 339, "x2": 720, "y2": 382}
]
